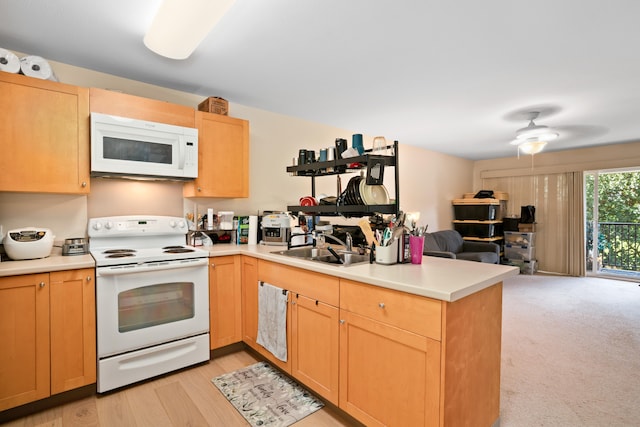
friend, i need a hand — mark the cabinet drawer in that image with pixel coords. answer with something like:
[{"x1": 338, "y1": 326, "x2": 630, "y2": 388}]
[
  {"x1": 257, "y1": 260, "x2": 339, "y2": 306},
  {"x1": 340, "y1": 280, "x2": 442, "y2": 340}
]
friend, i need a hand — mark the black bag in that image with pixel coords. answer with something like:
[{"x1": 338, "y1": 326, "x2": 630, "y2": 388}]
[
  {"x1": 474, "y1": 190, "x2": 494, "y2": 199},
  {"x1": 520, "y1": 205, "x2": 536, "y2": 223}
]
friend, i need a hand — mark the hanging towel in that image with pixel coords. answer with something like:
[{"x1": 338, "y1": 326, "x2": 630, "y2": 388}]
[{"x1": 256, "y1": 281, "x2": 288, "y2": 361}]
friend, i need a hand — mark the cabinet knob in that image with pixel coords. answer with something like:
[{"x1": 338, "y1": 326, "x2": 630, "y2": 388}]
[
  {"x1": 378, "y1": 302, "x2": 385, "y2": 309},
  {"x1": 339, "y1": 319, "x2": 345, "y2": 324},
  {"x1": 291, "y1": 301, "x2": 296, "y2": 305},
  {"x1": 86, "y1": 276, "x2": 92, "y2": 282},
  {"x1": 39, "y1": 281, "x2": 45, "y2": 288},
  {"x1": 197, "y1": 187, "x2": 202, "y2": 192},
  {"x1": 81, "y1": 181, "x2": 87, "y2": 188},
  {"x1": 210, "y1": 263, "x2": 215, "y2": 268}
]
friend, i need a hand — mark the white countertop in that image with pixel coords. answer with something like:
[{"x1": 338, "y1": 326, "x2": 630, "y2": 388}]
[
  {"x1": 205, "y1": 243, "x2": 519, "y2": 302},
  {"x1": 0, "y1": 243, "x2": 519, "y2": 302},
  {"x1": 0, "y1": 247, "x2": 95, "y2": 277}
]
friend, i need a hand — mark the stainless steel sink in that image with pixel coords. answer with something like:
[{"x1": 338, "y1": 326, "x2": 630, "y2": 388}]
[{"x1": 272, "y1": 247, "x2": 370, "y2": 266}]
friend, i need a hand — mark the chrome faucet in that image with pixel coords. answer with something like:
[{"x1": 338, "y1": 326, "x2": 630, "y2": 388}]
[{"x1": 313, "y1": 230, "x2": 354, "y2": 253}]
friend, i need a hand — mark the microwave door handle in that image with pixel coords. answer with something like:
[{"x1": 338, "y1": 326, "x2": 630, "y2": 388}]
[{"x1": 178, "y1": 137, "x2": 186, "y2": 169}]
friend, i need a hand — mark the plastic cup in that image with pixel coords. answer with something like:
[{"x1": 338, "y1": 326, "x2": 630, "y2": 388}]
[{"x1": 409, "y1": 235, "x2": 425, "y2": 264}]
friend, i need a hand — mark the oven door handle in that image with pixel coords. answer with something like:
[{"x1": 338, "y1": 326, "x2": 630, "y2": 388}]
[{"x1": 97, "y1": 258, "x2": 209, "y2": 276}]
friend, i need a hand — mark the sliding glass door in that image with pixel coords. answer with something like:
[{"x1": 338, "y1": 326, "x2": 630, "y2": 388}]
[{"x1": 585, "y1": 169, "x2": 640, "y2": 279}]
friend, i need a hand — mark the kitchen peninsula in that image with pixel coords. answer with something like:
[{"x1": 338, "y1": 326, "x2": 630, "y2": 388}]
[{"x1": 0, "y1": 245, "x2": 518, "y2": 427}]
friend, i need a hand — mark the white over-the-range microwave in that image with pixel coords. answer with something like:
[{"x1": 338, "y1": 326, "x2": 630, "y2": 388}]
[{"x1": 90, "y1": 112, "x2": 199, "y2": 180}]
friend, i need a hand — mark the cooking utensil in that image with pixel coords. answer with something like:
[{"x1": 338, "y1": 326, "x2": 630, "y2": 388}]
[{"x1": 357, "y1": 218, "x2": 380, "y2": 247}]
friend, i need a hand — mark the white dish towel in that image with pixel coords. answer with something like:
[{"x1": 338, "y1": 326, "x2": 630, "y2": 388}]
[{"x1": 256, "y1": 281, "x2": 288, "y2": 362}]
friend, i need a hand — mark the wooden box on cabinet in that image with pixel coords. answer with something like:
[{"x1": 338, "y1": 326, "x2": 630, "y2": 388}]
[
  {"x1": 0, "y1": 73, "x2": 90, "y2": 194},
  {"x1": 184, "y1": 111, "x2": 250, "y2": 198}
]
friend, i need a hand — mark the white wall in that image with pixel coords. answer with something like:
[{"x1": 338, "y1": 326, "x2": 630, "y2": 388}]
[{"x1": 0, "y1": 58, "x2": 474, "y2": 242}]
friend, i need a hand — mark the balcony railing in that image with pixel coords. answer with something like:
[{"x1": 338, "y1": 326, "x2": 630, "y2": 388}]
[{"x1": 588, "y1": 221, "x2": 640, "y2": 272}]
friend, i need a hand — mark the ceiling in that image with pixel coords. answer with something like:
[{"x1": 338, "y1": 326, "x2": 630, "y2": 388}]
[{"x1": 2, "y1": 0, "x2": 640, "y2": 160}]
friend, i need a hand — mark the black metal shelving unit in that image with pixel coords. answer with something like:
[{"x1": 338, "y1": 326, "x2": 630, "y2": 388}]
[{"x1": 286, "y1": 140, "x2": 400, "y2": 217}]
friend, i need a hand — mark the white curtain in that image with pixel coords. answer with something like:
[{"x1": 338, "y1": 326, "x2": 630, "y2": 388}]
[{"x1": 483, "y1": 172, "x2": 585, "y2": 276}]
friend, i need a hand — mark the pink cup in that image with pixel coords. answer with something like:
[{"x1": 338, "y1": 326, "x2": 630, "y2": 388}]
[{"x1": 409, "y1": 235, "x2": 425, "y2": 264}]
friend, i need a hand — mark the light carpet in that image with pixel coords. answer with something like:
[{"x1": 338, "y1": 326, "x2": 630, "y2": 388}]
[
  {"x1": 501, "y1": 274, "x2": 640, "y2": 426},
  {"x1": 212, "y1": 361, "x2": 324, "y2": 427}
]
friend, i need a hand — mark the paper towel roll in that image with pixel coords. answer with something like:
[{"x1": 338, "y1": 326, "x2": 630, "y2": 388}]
[
  {"x1": 248, "y1": 215, "x2": 258, "y2": 245},
  {"x1": 0, "y1": 48, "x2": 20, "y2": 73},
  {"x1": 20, "y1": 55, "x2": 55, "y2": 80}
]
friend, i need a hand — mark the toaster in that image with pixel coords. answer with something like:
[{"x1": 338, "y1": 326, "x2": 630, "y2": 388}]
[{"x1": 4, "y1": 227, "x2": 54, "y2": 260}]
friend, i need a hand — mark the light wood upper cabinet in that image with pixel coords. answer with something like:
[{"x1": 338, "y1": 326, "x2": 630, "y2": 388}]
[
  {"x1": 89, "y1": 87, "x2": 195, "y2": 127},
  {"x1": 209, "y1": 256, "x2": 242, "y2": 350},
  {"x1": 50, "y1": 268, "x2": 96, "y2": 395},
  {"x1": 0, "y1": 273, "x2": 50, "y2": 411},
  {"x1": 0, "y1": 73, "x2": 90, "y2": 194},
  {"x1": 184, "y1": 112, "x2": 249, "y2": 198}
]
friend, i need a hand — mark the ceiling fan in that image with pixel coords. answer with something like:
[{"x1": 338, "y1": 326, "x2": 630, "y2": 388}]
[{"x1": 510, "y1": 111, "x2": 559, "y2": 156}]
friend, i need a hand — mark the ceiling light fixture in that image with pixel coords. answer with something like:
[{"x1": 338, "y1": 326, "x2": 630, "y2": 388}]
[
  {"x1": 510, "y1": 111, "x2": 559, "y2": 156},
  {"x1": 144, "y1": 0, "x2": 236, "y2": 60}
]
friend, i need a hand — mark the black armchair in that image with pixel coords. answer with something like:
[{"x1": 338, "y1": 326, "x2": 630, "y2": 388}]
[{"x1": 423, "y1": 230, "x2": 500, "y2": 263}]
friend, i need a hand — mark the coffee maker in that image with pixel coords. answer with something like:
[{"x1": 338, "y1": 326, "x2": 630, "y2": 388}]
[{"x1": 260, "y1": 213, "x2": 291, "y2": 246}]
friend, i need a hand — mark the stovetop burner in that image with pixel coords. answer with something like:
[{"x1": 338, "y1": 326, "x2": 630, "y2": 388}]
[
  {"x1": 164, "y1": 246, "x2": 195, "y2": 254},
  {"x1": 106, "y1": 253, "x2": 136, "y2": 258},
  {"x1": 103, "y1": 249, "x2": 137, "y2": 254}
]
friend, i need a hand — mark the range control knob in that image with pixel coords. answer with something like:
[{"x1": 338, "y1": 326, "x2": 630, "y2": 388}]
[
  {"x1": 104, "y1": 221, "x2": 113, "y2": 230},
  {"x1": 169, "y1": 220, "x2": 177, "y2": 228},
  {"x1": 178, "y1": 220, "x2": 186, "y2": 228},
  {"x1": 92, "y1": 222, "x2": 102, "y2": 231}
]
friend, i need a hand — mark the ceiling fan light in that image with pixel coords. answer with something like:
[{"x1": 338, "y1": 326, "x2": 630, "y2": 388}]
[
  {"x1": 144, "y1": 0, "x2": 236, "y2": 60},
  {"x1": 519, "y1": 140, "x2": 547, "y2": 155},
  {"x1": 515, "y1": 124, "x2": 559, "y2": 141}
]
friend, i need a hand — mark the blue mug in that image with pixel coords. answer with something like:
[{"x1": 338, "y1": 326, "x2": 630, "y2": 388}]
[{"x1": 352, "y1": 134, "x2": 364, "y2": 155}]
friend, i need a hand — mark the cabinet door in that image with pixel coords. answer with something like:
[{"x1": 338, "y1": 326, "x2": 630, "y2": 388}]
[
  {"x1": 0, "y1": 73, "x2": 90, "y2": 194},
  {"x1": 339, "y1": 310, "x2": 441, "y2": 427},
  {"x1": 50, "y1": 269, "x2": 96, "y2": 394},
  {"x1": 184, "y1": 112, "x2": 249, "y2": 198},
  {"x1": 291, "y1": 294, "x2": 339, "y2": 404},
  {"x1": 241, "y1": 256, "x2": 258, "y2": 347},
  {"x1": 209, "y1": 256, "x2": 242, "y2": 349},
  {"x1": 0, "y1": 273, "x2": 50, "y2": 411},
  {"x1": 89, "y1": 87, "x2": 195, "y2": 127}
]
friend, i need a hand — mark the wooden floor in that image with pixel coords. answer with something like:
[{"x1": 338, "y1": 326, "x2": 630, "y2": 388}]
[{"x1": 4, "y1": 350, "x2": 359, "y2": 427}]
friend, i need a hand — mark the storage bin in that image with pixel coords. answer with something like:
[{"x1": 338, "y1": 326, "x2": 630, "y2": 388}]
[
  {"x1": 504, "y1": 231, "x2": 536, "y2": 246},
  {"x1": 503, "y1": 217, "x2": 520, "y2": 232},
  {"x1": 453, "y1": 204, "x2": 498, "y2": 221},
  {"x1": 453, "y1": 221, "x2": 503, "y2": 238},
  {"x1": 509, "y1": 259, "x2": 538, "y2": 275},
  {"x1": 504, "y1": 244, "x2": 536, "y2": 261}
]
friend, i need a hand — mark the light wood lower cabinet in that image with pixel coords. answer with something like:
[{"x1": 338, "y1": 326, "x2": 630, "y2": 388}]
[
  {"x1": 248, "y1": 260, "x2": 340, "y2": 404},
  {"x1": 50, "y1": 269, "x2": 96, "y2": 395},
  {"x1": 0, "y1": 273, "x2": 50, "y2": 411},
  {"x1": 240, "y1": 261, "x2": 503, "y2": 427},
  {"x1": 0, "y1": 269, "x2": 96, "y2": 411},
  {"x1": 291, "y1": 294, "x2": 339, "y2": 404},
  {"x1": 209, "y1": 256, "x2": 242, "y2": 349},
  {"x1": 241, "y1": 256, "x2": 258, "y2": 347}
]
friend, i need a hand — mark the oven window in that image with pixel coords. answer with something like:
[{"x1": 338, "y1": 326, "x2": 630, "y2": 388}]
[
  {"x1": 118, "y1": 282, "x2": 194, "y2": 332},
  {"x1": 104, "y1": 137, "x2": 172, "y2": 164}
]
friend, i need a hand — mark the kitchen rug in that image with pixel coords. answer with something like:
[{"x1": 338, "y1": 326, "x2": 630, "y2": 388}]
[{"x1": 212, "y1": 361, "x2": 324, "y2": 427}]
